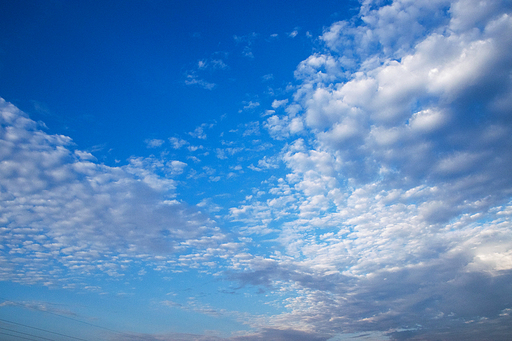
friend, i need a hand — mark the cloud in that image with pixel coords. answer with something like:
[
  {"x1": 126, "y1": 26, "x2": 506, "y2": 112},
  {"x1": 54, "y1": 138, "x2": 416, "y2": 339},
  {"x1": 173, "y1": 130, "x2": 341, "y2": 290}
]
[
  {"x1": 197, "y1": 59, "x2": 228, "y2": 71},
  {"x1": 0, "y1": 299, "x2": 79, "y2": 317},
  {"x1": 184, "y1": 72, "x2": 217, "y2": 90},
  {"x1": 239, "y1": 101, "x2": 260, "y2": 113},
  {"x1": 241, "y1": 121, "x2": 260, "y2": 136},
  {"x1": 262, "y1": 74, "x2": 274, "y2": 82},
  {"x1": 110, "y1": 328, "x2": 331, "y2": 341},
  {"x1": 289, "y1": 0, "x2": 512, "y2": 196},
  {"x1": 188, "y1": 124, "x2": 209, "y2": 139},
  {"x1": 0, "y1": 98, "x2": 224, "y2": 287},
  {"x1": 288, "y1": 30, "x2": 299, "y2": 38},
  {"x1": 145, "y1": 138, "x2": 165, "y2": 148},
  {"x1": 185, "y1": 56, "x2": 229, "y2": 90},
  {"x1": 169, "y1": 137, "x2": 188, "y2": 149},
  {"x1": 271, "y1": 99, "x2": 288, "y2": 109},
  {"x1": 167, "y1": 160, "x2": 187, "y2": 176},
  {"x1": 234, "y1": 32, "x2": 258, "y2": 58},
  {"x1": 231, "y1": 328, "x2": 330, "y2": 341},
  {"x1": 226, "y1": 0, "x2": 512, "y2": 339},
  {"x1": 3, "y1": 1, "x2": 512, "y2": 340}
]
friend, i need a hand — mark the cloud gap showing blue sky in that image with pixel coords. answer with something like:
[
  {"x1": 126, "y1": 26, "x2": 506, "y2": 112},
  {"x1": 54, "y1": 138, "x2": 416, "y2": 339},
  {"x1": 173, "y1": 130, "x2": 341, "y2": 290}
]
[{"x1": 1, "y1": 0, "x2": 512, "y2": 340}]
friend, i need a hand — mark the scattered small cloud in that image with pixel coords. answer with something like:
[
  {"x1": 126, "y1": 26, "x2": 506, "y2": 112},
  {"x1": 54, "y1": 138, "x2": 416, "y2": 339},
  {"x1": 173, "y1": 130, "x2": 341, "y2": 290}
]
[
  {"x1": 184, "y1": 72, "x2": 216, "y2": 90},
  {"x1": 288, "y1": 29, "x2": 299, "y2": 38},
  {"x1": 239, "y1": 101, "x2": 260, "y2": 113},
  {"x1": 145, "y1": 138, "x2": 165, "y2": 148},
  {"x1": 169, "y1": 137, "x2": 188, "y2": 149},
  {"x1": 271, "y1": 99, "x2": 288, "y2": 109},
  {"x1": 234, "y1": 32, "x2": 258, "y2": 58},
  {"x1": 262, "y1": 73, "x2": 274, "y2": 82}
]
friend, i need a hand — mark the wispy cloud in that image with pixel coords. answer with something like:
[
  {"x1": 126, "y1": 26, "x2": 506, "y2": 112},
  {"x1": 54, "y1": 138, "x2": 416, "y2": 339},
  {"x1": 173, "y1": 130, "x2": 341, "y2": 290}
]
[
  {"x1": 184, "y1": 56, "x2": 229, "y2": 90},
  {"x1": 234, "y1": 32, "x2": 258, "y2": 59},
  {"x1": 239, "y1": 101, "x2": 260, "y2": 113},
  {"x1": 288, "y1": 29, "x2": 299, "y2": 38},
  {"x1": 184, "y1": 72, "x2": 217, "y2": 90},
  {"x1": 145, "y1": 138, "x2": 165, "y2": 148}
]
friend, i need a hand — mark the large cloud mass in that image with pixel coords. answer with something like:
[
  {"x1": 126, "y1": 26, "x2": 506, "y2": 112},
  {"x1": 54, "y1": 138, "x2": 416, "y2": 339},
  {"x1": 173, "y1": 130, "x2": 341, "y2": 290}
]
[{"x1": 250, "y1": 0, "x2": 512, "y2": 339}]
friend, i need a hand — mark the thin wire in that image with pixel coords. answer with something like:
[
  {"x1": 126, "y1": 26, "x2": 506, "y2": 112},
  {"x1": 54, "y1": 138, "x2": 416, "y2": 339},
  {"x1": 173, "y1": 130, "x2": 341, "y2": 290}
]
[
  {"x1": 0, "y1": 326, "x2": 55, "y2": 341},
  {"x1": 0, "y1": 318, "x2": 88, "y2": 341},
  {"x1": 0, "y1": 330, "x2": 40, "y2": 341},
  {"x1": 0, "y1": 297, "x2": 125, "y2": 336}
]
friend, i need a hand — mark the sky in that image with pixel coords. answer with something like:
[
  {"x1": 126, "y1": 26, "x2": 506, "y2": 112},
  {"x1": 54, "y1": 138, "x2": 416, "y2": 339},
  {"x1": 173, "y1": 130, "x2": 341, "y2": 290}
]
[{"x1": 1, "y1": 0, "x2": 512, "y2": 340}]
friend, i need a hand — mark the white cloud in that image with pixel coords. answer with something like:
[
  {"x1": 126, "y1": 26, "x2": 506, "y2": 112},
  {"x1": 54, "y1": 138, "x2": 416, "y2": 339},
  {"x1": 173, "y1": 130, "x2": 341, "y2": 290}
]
[
  {"x1": 234, "y1": 32, "x2": 258, "y2": 58},
  {"x1": 184, "y1": 72, "x2": 216, "y2": 90},
  {"x1": 167, "y1": 160, "x2": 187, "y2": 176},
  {"x1": 74, "y1": 150, "x2": 96, "y2": 161},
  {"x1": 227, "y1": 0, "x2": 512, "y2": 339},
  {"x1": 242, "y1": 121, "x2": 260, "y2": 136},
  {"x1": 188, "y1": 125, "x2": 208, "y2": 139},
  {"x1": 262, "y1": 73, "x2": 274, "y2": 82},
  {"x1": 187, "y1": 145, "x2": 204, "y2": 152},
  {"x1": 408, "y1": 108, "x2": 448, "y2": 132},
  {"x1": 239, "y1": 101, "x2": 260, "y2": 113},
  {"x1": 0, "y1": 98, "x2": 224, "y2": 286},
  {"x1": 185, "y1": 56, "x2": 229, "y2": 90},
  {"x1": 271, "y1": 99, "x2": 288, "y2": 109},
  {"x1": 215, "y1": 148, "x2": 227, "y2": 160},
  {"x1": 169, "y1": 137, "x2": 188, "y2": 149},
  {"x1": 145, "y1": 138, "x2": 165, "y2": 148},
  {"x1": 197, "y1": 58, "x2": 228, "y2": 70}
]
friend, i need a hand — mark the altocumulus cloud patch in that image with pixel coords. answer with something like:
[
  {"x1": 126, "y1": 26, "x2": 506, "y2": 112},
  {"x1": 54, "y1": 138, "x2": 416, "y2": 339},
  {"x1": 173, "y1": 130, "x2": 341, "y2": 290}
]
[{"x1": 0, "y1": 98, "x2": 228, "y2": 285}]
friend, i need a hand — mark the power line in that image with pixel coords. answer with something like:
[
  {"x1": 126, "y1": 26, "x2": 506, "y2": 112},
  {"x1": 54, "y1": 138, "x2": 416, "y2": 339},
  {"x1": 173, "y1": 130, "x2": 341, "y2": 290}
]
[
  {"x1": 0, "y1": 318, "x2": 88, "y2": 341},
  {"x1": 0, "y1": 330, "x2": 40, "y2": 341},
  {"x1": 0, "y1": 326, "x2": 55, "y2": 341},
  {"x1": 0, "y1": 297, "x2": 124, "y2": 335}
]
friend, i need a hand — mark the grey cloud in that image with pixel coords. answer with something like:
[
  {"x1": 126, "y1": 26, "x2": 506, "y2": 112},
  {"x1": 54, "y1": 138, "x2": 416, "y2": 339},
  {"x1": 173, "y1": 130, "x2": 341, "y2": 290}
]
[
  {"x1": 225, "y1": 252, "x2": 512, "y2": 339},
  {"x1": 231, "y1": 328, "x2": 330, "y2": 341},
  {"x1": 110, "y1": 329, "x2": 330, "y2": 341}
]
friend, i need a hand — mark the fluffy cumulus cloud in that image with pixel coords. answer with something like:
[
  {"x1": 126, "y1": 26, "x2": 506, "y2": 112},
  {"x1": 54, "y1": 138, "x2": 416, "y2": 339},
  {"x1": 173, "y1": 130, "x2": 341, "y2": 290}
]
[
  {"x1": 0, "y1": 99, "x2": 225, "y2": 287},
  {"x1": 231, "y1": 0, "x2": 512, "y2": 339}
]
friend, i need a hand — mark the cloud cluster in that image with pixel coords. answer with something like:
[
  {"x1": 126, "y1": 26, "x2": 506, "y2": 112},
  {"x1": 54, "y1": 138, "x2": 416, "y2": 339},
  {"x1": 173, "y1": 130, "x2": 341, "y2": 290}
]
[
  {"x1": 229, "y1": 0, "x2": 512, "y2": 339},
  {"x1": 0, "y1": 99, "x2": 225, "y2": 287}
]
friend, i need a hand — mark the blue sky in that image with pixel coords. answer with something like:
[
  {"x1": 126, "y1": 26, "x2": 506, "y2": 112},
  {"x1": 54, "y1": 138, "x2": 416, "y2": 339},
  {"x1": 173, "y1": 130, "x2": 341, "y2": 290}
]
[{"x1": 1, "y1": 0, "x2": 512, "y2": 340}]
